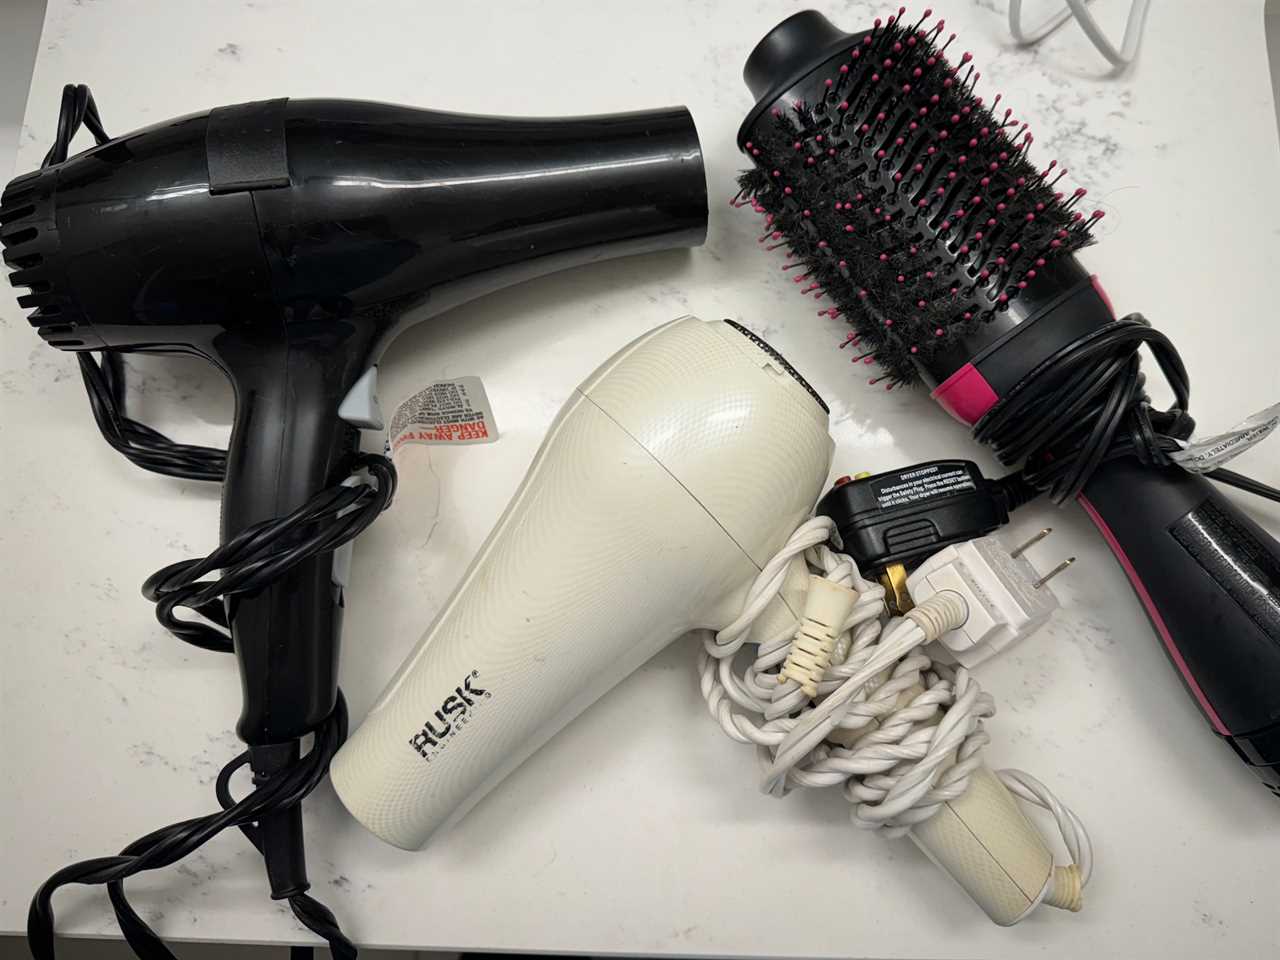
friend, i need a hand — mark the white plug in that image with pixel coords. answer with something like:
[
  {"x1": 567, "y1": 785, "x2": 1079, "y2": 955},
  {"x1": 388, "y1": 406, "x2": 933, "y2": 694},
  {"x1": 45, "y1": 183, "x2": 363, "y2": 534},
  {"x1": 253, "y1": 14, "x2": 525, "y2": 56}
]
[{"x1": 905, "y1": 530, "x2": 1071, "y2": 667}]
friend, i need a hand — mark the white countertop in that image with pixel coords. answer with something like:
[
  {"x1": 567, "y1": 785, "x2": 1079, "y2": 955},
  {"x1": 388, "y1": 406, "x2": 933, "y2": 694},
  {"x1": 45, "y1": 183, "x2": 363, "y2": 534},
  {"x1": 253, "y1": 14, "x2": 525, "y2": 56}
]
[{"x1": 3, "y1": 0, "x2": 1279, "y2": 957}]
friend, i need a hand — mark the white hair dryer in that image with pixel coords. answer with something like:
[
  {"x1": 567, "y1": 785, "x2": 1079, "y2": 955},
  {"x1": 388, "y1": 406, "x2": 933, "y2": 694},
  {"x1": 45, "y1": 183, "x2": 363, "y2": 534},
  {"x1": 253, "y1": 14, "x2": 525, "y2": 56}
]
[{"x1": 331, "y1": 316, "x2": 834, "y2": 849}]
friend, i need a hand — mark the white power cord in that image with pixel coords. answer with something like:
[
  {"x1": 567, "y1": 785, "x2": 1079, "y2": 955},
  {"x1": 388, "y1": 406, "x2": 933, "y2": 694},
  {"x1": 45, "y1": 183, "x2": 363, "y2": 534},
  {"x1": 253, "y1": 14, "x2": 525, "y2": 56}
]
[
  {"x1": 697, "y1": 516, "x2": 1092, "y2": 921},
  {"x1": 1010, "y1": 0, "x2": 1152, "y2": 71}
]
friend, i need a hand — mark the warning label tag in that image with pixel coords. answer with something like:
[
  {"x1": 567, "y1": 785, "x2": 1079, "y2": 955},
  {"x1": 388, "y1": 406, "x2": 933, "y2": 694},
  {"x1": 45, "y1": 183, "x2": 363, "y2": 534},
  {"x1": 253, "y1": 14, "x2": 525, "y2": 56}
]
[
  {"x1": 388, "y1": 377, "x2": 499, "y2": 451},
  {"x1": 869, "y1": 463, "x2": 975, "y2": 510}
]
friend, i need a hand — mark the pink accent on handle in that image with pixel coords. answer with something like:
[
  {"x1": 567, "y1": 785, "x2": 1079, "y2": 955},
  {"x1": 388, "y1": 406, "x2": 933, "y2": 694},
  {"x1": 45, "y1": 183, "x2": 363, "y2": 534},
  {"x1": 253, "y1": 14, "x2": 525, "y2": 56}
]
[
  {"x1": 1090, "y1": 275, "x2": 1115, "y2": 318},
  {"x1": 930, "y1": 362, "x2": 998, "y2": 425},
  {"x1": 1077, "y1": 494, "x2": 1228, "y2": 735}
]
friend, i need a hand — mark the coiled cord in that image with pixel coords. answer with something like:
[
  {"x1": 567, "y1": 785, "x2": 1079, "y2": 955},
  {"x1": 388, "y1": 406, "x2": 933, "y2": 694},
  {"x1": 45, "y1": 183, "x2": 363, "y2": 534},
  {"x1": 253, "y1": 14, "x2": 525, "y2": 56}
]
[
  {"x1": 975, "y1": 314, "x2": 1280, "y2": 506},
  {"x1": 28, "y1": 696, "x2": 352, "y2": 960},
  {"x1": 142, "y1": 454, "x2": 396, "y2": 651},
  {"x1": 27, "y1": 456, "x2": 395, "y2": 959},
  {"x1": 42, "y1": 84, "x2": 228, "y2": 483},
  {"x1": 698, "y1": 516, "x2": 1089, "y2": 862}
]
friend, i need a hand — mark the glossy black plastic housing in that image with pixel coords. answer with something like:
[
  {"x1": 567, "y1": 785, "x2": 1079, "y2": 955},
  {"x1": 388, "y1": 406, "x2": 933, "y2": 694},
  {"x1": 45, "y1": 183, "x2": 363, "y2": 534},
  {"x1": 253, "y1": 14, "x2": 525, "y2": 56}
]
[
  {"x1": 1081, "y1": 463, "x2": 1280, "y2": 791},
  {"x1": 816, "y1": 460, "x2": 1019, "y2": 571},
  {"x1": 1, "y1": 98, "x2": 708, "y2": 746}
]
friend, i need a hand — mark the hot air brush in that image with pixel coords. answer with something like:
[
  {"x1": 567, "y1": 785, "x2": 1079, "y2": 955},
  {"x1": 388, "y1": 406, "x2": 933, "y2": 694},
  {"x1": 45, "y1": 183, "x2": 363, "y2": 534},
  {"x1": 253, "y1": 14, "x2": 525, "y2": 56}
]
[{"x1": 733, "y1": 9, "x2": 1280, "y2": 794}]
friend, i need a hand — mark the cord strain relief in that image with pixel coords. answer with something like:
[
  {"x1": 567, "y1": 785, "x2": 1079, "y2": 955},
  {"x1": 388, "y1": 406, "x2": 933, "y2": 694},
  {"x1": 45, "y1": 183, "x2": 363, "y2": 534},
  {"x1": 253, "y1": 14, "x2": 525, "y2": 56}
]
[
  {"x1": 779, "y1": 576, "x2": 860, "y2": 696},
  {"x1": 1043, "y1": 864, "x2": 1083, "y2": 912},
  {"x1": 250, "y1": 742, "x2": 312, "y2": 901},
  {"x1": 905, "y1": 589, "x2": 969, "y2": 642},
  {"x1": 997, "y1": 471, "x2": 1042, "y2": 511}
]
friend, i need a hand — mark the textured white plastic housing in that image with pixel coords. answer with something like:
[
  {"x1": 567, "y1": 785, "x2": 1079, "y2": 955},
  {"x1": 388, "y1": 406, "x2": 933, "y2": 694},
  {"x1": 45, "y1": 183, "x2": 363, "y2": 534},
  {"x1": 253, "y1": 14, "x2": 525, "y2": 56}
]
[
  {"x1": 330, "y1": 317, "x2": 833, "y2": 849},
  {"x1": 909, "y1": 765, "x2": 1054, "y2": 926}
]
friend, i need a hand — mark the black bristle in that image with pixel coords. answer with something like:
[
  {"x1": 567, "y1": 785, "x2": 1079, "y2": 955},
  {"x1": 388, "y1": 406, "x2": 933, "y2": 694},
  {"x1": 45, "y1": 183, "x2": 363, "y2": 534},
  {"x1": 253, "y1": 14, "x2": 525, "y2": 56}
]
[{"x1": 738, "y1": 9, "x2": 1100, "y2": 387}]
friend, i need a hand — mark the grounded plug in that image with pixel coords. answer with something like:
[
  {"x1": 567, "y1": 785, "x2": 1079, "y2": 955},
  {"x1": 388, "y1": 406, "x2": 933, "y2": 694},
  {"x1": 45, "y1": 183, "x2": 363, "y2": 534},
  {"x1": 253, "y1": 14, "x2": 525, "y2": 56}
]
[{"x1": 905, "y1": 530, "x2": 1073, "y2": 668}]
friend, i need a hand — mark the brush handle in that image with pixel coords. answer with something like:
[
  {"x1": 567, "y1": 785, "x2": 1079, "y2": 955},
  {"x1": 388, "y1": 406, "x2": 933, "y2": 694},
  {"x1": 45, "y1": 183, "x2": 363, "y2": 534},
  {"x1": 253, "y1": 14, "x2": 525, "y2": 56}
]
[{"x1": 1078, "y1": 459, "x2": 1280, "y2": 791}]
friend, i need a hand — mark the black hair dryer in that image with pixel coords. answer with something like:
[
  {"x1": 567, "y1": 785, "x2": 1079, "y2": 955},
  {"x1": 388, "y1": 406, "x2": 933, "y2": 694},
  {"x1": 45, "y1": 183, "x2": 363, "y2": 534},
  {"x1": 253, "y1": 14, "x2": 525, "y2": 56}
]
[
  {"x1": 1, "y1": 96, "x2": 706, "y2": 748},
  {"x1": 3, "y1": 92, "x2": 705, "y2": 953}
]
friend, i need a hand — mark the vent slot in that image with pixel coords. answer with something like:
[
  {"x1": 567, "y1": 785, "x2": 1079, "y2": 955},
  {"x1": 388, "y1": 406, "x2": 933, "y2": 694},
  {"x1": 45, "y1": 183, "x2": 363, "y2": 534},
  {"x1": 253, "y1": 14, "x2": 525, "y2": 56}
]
[
  {"x1": 0, "y1": 203, "x2": 36, "y2": 226},
  {"x1": 1, "y1": 225, "x2": 37, "y2": 246}
]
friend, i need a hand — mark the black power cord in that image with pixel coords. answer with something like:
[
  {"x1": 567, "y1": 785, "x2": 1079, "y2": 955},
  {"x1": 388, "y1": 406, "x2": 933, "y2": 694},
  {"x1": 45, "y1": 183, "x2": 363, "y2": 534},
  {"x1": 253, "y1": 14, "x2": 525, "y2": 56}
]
[
  {"x1": 28, "y1": 453, "x2": 395, "y2": 959},
  {"x1": 27, "y1": 84, "x2": 396, "y2": 959},
  {"x1": 79, "y1": 349, "x2": 227, "y2": 482},
  {"x1": 974, "y1": 313, "x2": 1280, "y2": 506},
  {"x1": 44, "y1": 84, "x2": 228, "y2": 483}
]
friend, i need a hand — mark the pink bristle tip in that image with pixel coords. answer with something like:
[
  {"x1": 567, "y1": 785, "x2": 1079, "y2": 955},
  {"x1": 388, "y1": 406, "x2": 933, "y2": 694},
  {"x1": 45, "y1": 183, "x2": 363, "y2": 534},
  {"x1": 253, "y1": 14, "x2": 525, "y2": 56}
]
[
  {"x1": 783, "y1": 186, "x2": 793, "y2": 195},
  {"x1": 910, "y1": 346, "x2": 919, "y2": 354},
  {"x1": 935, "y1": 328, "x2": 944, "y2": 336},
  {"x1": 840, "y1": 64, "x2": 849, "y2": 74}
]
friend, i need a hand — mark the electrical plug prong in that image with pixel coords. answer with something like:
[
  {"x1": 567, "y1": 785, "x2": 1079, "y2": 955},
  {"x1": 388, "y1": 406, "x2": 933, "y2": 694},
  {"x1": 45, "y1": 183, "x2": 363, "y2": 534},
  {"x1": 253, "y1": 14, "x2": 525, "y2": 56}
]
[
  {"x1": 1033, "y1": 557, "x2": 1075, "y2": 589},
  {"x1": 1010, "y1": 527, "x2": 1052, "y2": 558}
]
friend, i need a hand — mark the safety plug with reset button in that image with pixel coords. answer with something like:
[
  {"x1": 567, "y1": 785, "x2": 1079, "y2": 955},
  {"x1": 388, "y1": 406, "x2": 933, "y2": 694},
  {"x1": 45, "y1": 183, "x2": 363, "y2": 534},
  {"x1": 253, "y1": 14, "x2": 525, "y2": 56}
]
[
  {"x1": 697, "y1": 460, "x2": 1089, "y2": 926},
  {"x1": 816, "y1": 460, "x2": 1077, "y2": 667}
]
